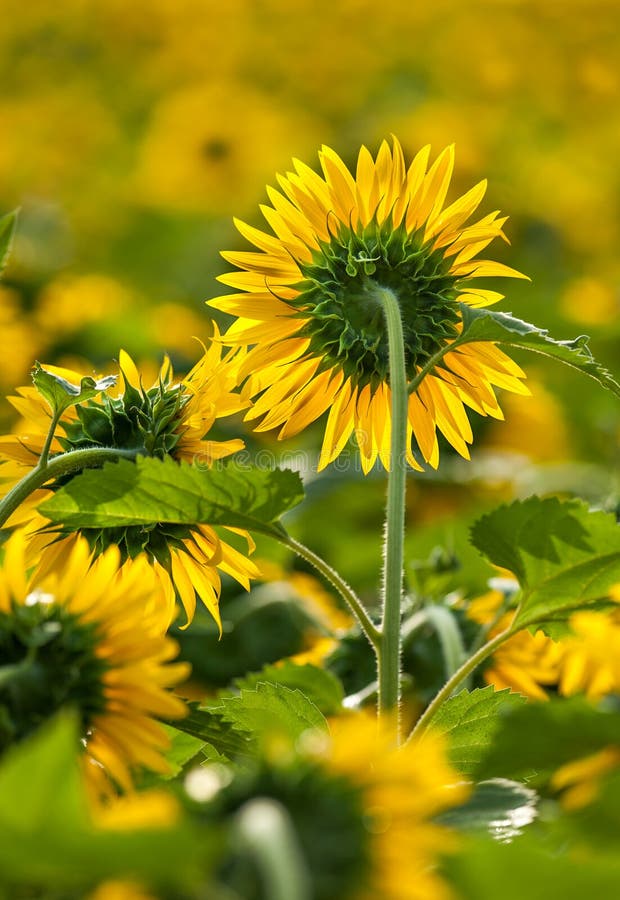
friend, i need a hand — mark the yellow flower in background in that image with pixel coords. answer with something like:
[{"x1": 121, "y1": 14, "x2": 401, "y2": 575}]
[
  {"x1": 314, "y1": 714, "x2": 468, "y2": 900},
  {"x1": 557, "y1": 610, "x2": 620, "y2": 699},
  {"x1": 0, "y1": 335, "x2": 260, "y2": 631},
  {"x1": 468, "y1": 591, "x2": 620, "y2": 701},
  {"x1": 0, "y1": 532, "x2": 188, "y2": 793},
  {"x1": 33, "y1": 274, "x2": 131, "y2": 338},
  {"x1": 133, "y1": 82, "x2": 323, "y2": 215},
  {"x1": 87, "y1": 882, "x2": 158, "y2": 900},
  {"x1": 559, "y1": 275, "x2": 619, "y2": 326},
  {"x1": 551, "y1": 747, "x2": 620, "y2": 811},
  {"x1": 0, "y1": 286, "x2": 45, "y2": 392},
  {"x1": 484, "y1": 377, "x2": 571, "y2": 462},
  {"x1": 212, "y1": 137, "x2": 529, "y2": 473}
]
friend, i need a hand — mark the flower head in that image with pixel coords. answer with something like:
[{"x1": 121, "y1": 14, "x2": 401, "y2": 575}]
[
  {"x1": 468, "y1": 591, "x2": 620, "y2": 701},
  {"x1": 0, "y1": 531, "x2": 189, "y2": 792},
  {"x1": 211, "y1": 137, "x2": 529, "y2": 473},
  {"x1": 203, "y1": 712, "x2": 467, "y2": 900},
  {"x1": 0, "y1": 335, "x2": 259, "y2": 631}
]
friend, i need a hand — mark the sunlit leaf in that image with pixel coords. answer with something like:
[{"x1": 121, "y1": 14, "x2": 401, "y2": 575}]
[
  {"x1": 39, "y1": 456, "x2": 304, "y2": 538},
  {"x1": 437, "y1": 778, "x2": 538, "y2": 839},
  {"x1": 231, "y1": 662, "x2": 345, "y2": 716},
  {"x1": 457, "y1": 304, "x2": 620, "y2": 397},
  {"x1": 210, "y1": 681, "x2": 327, "y2": 744},
  {"x1": 470, "y1": 497, "x2": 620, "y2": 633},
  {"x1": 423, "y1": 685, "x2": 526, "y2": 774}
]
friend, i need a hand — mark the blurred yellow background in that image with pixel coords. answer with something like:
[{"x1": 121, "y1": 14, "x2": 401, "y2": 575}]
[{"x1": 1, "y1": 0, "x2": 618, "y2": 485}]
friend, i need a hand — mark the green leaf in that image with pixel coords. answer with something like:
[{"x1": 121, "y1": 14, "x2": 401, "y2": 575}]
[
  {"x1": 210, "y1": 682, "x2": 327, "y2": 746},
  {"x1": 0, "y1": 210, "x2": 18, "y2": 276},
  {"x1": 32, "y1": 362, "x2": 117, "y2": 416},
  {"x1": 231, "y1": 662, "x2": 345, "y2": 716},
  {"x1": 424, "y1": 686, "x2": 526, "y2": 775},
  {"x1": 475, "y1": 696, "x2": 620, "y2": 783},
  {"x1": 168, "y1": 703, "x2": 255, "y2": 765},
  {"x1": 457, "y1": 304, "x2": 620, "y2": 397},
  {"x1": 444, "y1": 835, "x2": 620, "y2": 900},
  {"x1": 159, "y1": 724, "x2": 207, "y2": 778},
  {"x1": 559, "y1": 769, "x2": 620, "y2": 850},
  {"x1": 0, "y1": 712, "x2": 208, "y2": 891},
  {"x1": 470, "y1": 496, "x2": 620, "y2": 633},
  {"x1": 437, "y1": 778, "x2": 537, "y2": 838},
  {"x1": 39, "y1": 455, "x2": 305, "y2": 537}
]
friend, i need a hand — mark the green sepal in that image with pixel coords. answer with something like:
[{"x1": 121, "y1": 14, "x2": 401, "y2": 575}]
[{"x1": 32, "y1": 363, "x2": 117, "y2": 417}]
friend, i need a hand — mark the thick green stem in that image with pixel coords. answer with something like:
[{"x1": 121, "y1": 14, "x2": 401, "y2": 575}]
[
  {"x1": 376, "y1": 285, "x2": 408, "y2": 732},
  {"x1": 406, "y1": 625, "x2": 515, "y2": 743},
  {"x1": 275, "y1": 533, "x2": 380, "y2": 650},
  {"x1": 234, "y1": 798, "x2": 311, "y2": 900},
  {"x1": 0, "y1": 447, "x2": 139, "y2": 528}
]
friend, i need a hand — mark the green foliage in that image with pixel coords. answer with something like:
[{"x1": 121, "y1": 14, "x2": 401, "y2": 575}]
[
  {"x1": 0, "y1": 210, "x2": 18, "y2": 276},
  {"x1": 170, "y1": 702, "x2": 255, "y2": 765},
  {"x1": 0, "y1": 712, "x2": 209, "y2": 892},
  {"x1": 231, "y1": 662, "x2": 345, "y2": 716},
  {"x1": 424, "y1": 685, "x2": 526, "y2": 775},
  {"x1": 471, "y1": 496, "x2": 620, "y2": 633},
  {"x1": 437, "y1": 778, "x2": 537, "y2": 837},
  {"x1": 210, "y1": 682, "x2": 327, "y2": 745},
  {"x1": 474, "y1": 696, "x2": 620, "y2": 783},
  {"x1": 32, "y1": 363, "x2": 117, "y2": 417},
  {"x1": 159, "y1": 724, "x2": 207, "y2": 779},
  {"x1": 445, "y1": 835, "x2": 620, "y2": 900},
  {"x1": 174, "y1": 588, "x2": 325, "y2": 688},
  {"x1": 172, "y1": 682, "x2": 327, "y2": 765},
  {"x1": 39, "y1": 456, "x2": 304, "y2": 537},
  {"x1": 457, "y1": 304, "x2": 620, "y2": 397},
  {"x1": 559, "y1": 770, "x2": 620, "y2": 850}
]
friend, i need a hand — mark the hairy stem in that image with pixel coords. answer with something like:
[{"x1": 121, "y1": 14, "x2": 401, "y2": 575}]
[
  {"x1": 406, "y1": 625, "x2": 515, "y2": 742},
  {"x1": 376, "y1": 285, "x2": 408, "y2": 734},
  {"x1": 275, "y1": 533, "x2": 380, "y2": 649}
]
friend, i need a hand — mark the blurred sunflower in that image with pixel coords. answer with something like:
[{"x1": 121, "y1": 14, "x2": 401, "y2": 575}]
[
  {"x1": 202, "y1": 712, "x2": 467, "y2": 900},
  {"x1": 468, "y1": 590, "x2": 620, "y2": 701},
  {"x1": 0, "y1": 531, "x2": 189, "y2": 792},
  {"x1": 320, "y1": 715, "x2": 469, "y2": 900},
  {"x1": 211, "y1": 137, "x2": 529, "y2": 473},
  {"x1": 467, "y1": 589, "x2": 562, "y2": 699},
  {"x1": 0, "y1": 332, "x2": 259, "y2": 631}
]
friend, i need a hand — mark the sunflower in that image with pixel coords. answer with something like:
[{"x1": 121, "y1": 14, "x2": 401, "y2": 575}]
[
  {"x1": 466, "y1": 589, "x2": 562, "y2": 700},
  {"x1": 0, "y1": 334, "x2": 260, "y2": 631},
  {"x1": 0, "y1": 531, "x2": 189, "y2": 793},
  {"x1": 210, "y1": 137, "x2": 529, "y2": 473},
  {"x1": 207, "y1": 712, "x2": 467, "y2": 900},
  {"x1": 467, "y1": 591, "x2": 620, "y2": 701},
  {"x1": 319, "y1": 714, "x2": 469, "y2": 900}
]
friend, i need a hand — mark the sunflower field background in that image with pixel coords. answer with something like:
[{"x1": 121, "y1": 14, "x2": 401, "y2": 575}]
[{"x1": 1, "y1": 1, "x2": 620, "y2": 898}]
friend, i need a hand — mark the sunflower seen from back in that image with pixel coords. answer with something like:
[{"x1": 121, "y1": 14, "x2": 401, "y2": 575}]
[
  {"x1": 0, "y1": 330, "x2": 259, "y2": 631},
  {"x1": 0, "y1": 531, "x2": 189, "y2": 794},
  {"x1": 211, "y1": 137, "x2": 529, "y2": 473}
]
